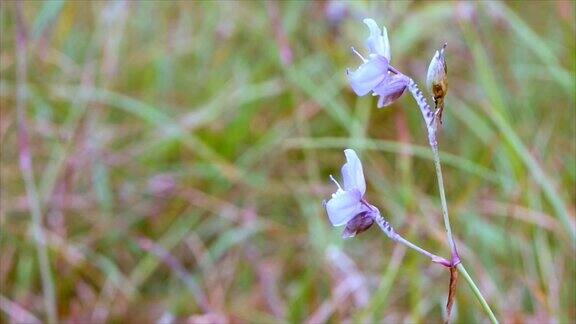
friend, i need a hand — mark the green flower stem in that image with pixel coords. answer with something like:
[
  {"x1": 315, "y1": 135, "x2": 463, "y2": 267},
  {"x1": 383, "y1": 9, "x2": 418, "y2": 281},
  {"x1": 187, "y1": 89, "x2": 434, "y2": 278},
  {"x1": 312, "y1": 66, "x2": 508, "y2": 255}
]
[
  {"x1": 431, "y1": 145, "x2": 459, "y2": 262},
  {"x1": 457, "y1": 263, "x2": 499, "y2": 324}
]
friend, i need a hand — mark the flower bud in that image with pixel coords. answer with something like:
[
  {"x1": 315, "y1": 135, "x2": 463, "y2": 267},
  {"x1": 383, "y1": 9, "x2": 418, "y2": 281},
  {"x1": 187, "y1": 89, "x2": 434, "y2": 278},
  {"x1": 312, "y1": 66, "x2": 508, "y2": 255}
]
[{"x1": 426, "y1": 43, "x2": 448, "y2": 105}]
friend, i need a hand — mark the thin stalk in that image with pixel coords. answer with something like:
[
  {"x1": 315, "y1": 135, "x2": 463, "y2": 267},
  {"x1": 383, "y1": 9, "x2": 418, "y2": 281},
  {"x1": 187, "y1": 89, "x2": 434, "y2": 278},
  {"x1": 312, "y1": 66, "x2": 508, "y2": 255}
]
[
  {"x1": 457, "y1": 264, "x2": 498, "y2": 324},
  {"x1": 372, "y1": 212, "x2": 451, "y2": 267},
  {"x1": 15, "y1": 5, "x2": 57, "y2": 324},
  {"x1": 395, "y1": 235, "x2": 451, "y2": 267},
  {"x1": 431, "y1": 145, "x2": 459, "y2": 262}
]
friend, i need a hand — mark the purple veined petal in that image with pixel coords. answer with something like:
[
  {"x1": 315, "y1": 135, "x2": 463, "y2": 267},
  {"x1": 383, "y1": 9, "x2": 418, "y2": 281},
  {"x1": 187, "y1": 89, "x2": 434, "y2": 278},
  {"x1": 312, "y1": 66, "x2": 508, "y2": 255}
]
[
  {"x1": 347, "y1": 56, "x2": 389, "y2": 96},
  {"x1": 363, "y1": 18, "x2": 391, "y2": 61},
  {"x1": 341, "y1": 149, "x2": 366, "y2": 195},
  {"x1": 373, "y1": 73, "x2": 409, "y2": 108},
  {"x1": 325, "y1": 189, "x2": 364, "y2": 226},
  {"x1": 342, "y1": 211, "x2": 375, "y2": 239}
]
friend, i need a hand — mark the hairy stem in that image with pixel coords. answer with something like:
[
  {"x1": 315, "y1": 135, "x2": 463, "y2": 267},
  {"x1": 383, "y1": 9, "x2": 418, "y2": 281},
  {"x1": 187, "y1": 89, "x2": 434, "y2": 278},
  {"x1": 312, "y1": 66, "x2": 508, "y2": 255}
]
[
  {"x1": 372, "y1": 213, "x2": 451, "y2": 267},
  {"x1": 15, "y1": 4, "x2": 57, "y2": 324},
  {"x1": 457, "y1": 264, "x2": 499, "y2": 324}
]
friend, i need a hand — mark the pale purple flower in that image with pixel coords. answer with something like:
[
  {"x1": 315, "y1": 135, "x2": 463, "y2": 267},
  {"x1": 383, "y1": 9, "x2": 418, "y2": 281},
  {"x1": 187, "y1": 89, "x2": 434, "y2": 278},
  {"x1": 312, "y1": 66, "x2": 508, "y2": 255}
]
[
  {"x1": 323, "y1": 149, "x2": 452, "y2": 266},
  {"x1": 347, "y1": 18, "x2": 408, "y2": 108},
  {"x1": 325, "y1": 149, "x2": 377, "y2": 238}
]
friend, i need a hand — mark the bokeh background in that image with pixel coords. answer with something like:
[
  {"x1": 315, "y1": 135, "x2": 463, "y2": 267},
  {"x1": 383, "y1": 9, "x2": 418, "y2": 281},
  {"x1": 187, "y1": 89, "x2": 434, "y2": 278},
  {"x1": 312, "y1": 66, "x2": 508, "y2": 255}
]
[{"x1": 1, "y1": 1, "x2": 575, "y2": 323}]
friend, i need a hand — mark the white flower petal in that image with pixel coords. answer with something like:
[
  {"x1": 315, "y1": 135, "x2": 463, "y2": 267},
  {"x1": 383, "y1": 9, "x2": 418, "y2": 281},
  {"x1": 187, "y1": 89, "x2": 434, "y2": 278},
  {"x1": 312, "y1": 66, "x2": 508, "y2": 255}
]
[
  {"x1": 347, "y1": 56, "x2": 388, "y2": 96},
  {"x1": 363, "y1": 18, "x2": 391, "y2": 61},
  {"x1": 325, "y1": 189, "x2": 364, "y2": 226},
  {"x1": 426, "y1": 50, "x2": 441, "y2": 90},
  {"x1": 341, "y1": 149, "x2": 366, "y2": 195},
  {"x1": 426, "y1": 45, "x2": 447, "y2": 94}
]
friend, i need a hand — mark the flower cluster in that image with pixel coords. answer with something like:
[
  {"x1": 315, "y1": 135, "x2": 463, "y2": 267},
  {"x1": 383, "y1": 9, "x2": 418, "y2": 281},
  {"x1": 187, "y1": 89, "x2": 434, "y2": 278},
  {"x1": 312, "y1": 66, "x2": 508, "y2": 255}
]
[
  {"x1": 327, "y1": 19, "x2": 415, "y2": 239},
  {"x1": 324, "y1": 19, "x2": 451, "y2": 265}
]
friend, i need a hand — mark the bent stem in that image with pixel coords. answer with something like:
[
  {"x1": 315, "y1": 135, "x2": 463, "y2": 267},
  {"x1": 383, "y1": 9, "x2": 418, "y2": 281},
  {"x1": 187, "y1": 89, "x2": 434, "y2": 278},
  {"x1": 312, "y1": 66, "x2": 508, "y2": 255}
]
[
  {"x1": 372, "y1": 213, "x2": 451, "y2": 267},
  {"x1": 457, "y1": 264, "x2": 498, "y2": 324},
  {"x1": 395, "y1": 234, "x2": 451, "y2": 267}
]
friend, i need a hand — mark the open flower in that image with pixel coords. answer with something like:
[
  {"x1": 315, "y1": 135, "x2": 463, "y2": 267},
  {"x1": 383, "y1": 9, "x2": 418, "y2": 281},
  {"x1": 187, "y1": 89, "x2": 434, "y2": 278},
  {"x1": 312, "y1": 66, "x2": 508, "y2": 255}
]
[
  {"x1": 323, "y1": 149, "x2": 451, "y2": 266},
  {"x1": 347, "y1": 18, "x2": 408, "y2": 108},
  {"x1": 324, "y1": 149, "x2": 378, "y2": 238}
]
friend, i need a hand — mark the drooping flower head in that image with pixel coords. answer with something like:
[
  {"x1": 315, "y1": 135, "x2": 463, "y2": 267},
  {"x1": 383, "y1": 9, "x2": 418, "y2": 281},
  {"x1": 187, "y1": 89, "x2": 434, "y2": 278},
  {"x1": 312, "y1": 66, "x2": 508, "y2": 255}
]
[
  {"x1": 347, "y1": 18, "x2": 408, "y2": 108},
  {"x1": 324, "y1": 149, "x2": 378, "y2": 238}
]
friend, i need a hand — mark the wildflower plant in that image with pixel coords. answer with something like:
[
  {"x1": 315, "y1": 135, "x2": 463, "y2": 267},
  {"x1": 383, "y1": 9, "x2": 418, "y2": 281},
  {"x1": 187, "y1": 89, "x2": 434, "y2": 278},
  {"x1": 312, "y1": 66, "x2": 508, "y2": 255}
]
[{"x1": 325, "y1": 18, "x2": 498, "y2": 323}]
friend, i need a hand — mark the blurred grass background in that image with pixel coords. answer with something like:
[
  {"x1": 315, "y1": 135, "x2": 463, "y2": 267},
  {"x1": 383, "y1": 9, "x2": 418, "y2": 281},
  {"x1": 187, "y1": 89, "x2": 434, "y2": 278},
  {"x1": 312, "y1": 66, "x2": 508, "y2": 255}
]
[{"x1": 1, "y1": 0, "x2": 575, "y2": 323}]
